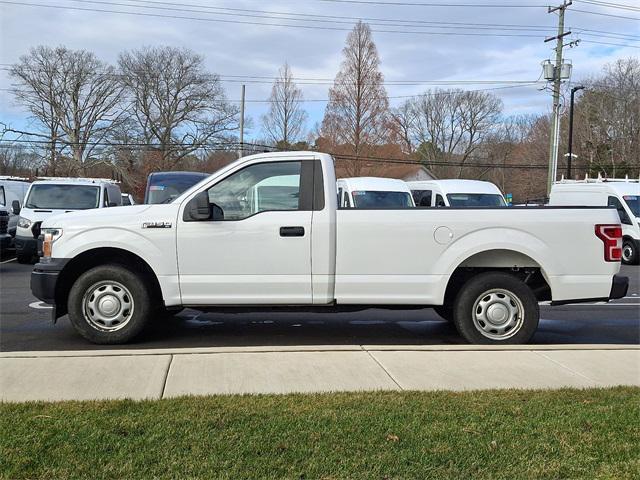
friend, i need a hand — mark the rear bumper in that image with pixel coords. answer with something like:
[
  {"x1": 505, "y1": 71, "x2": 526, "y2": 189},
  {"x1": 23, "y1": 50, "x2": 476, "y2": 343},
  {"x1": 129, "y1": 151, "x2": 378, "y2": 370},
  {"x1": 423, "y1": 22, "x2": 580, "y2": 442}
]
[
  {"x1": 609, "y1": 274, "x2": 629, "y2": 300},
  {"x1": 550, "y1": 274, "x2": 628, "y2": 306}
]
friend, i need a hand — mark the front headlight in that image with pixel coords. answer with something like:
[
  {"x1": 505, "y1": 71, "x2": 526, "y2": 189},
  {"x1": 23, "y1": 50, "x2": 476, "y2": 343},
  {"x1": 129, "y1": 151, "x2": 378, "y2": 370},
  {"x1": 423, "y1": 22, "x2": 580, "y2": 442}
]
[
  {"x1": 41, "y1": 228, "x2": 63, "y2": 258},
  {"x1": 18, "y1": 217, "x2": 32, "y2": 229}
]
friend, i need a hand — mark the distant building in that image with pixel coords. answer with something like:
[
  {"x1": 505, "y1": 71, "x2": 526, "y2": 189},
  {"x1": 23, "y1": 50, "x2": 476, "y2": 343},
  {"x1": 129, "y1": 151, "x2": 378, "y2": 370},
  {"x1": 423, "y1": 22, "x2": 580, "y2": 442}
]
[{"x1": 335, "y1": 162, "x2": 435, "y2": 181}]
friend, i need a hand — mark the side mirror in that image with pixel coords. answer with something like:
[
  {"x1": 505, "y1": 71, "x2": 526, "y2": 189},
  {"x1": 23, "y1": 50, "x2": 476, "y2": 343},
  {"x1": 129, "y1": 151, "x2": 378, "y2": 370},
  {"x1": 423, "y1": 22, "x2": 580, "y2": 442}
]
[
  {"x1": 183, "y1": 191, "x2": 212, "y2": 221},
  {"x1": 11, "y1": 200, "x2": 20, "y2": 215}
]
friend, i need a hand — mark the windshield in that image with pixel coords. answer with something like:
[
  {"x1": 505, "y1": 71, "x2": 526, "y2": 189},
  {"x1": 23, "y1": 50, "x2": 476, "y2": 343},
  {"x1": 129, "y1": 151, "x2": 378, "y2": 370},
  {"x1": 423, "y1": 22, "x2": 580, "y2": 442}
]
[
  {"x1": 351, "y1": 191, "x2": 414, "y2": 208},
  {"x1": 25, "y1": 184, "x2": 100, "y2": 210},
  {"x1": 145, "y1": 173, "x2": 208, "y2": 204},
  {"x1": 623, "y1": 195, "x2": 639, "y2": 217},
  {"x1": 447, "y1": 193, "x2": 506, "y2": 207}
]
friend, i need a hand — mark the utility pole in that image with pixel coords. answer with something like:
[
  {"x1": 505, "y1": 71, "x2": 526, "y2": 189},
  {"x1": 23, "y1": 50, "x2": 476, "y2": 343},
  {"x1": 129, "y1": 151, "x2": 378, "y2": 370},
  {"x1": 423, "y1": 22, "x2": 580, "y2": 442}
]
[
  {"x1": 238, "y1": 84, "x2": 245, "y2": 159},
  {"x1": 566, "y1": 85, "x2": 584, "y2": 179},
  {"x1": 545, "y1": 0, "x2": 572, "y2": 196}
]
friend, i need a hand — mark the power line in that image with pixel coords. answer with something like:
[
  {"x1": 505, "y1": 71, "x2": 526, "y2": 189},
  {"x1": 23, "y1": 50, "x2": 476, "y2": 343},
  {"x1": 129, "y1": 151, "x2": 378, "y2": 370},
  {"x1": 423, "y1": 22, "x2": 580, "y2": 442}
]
[
  {"x1": 313, "y1": 0, "x2": 545, "y2": 7},
  {"x1": 572, "y1": 7, "x2": 640, "y2": 20},
  {"x1": 0, "y1": 1, "x2": 547, "y2": 37},
  {"x1": 574, "y1": 0, "x2": 640, "y2": 12}
]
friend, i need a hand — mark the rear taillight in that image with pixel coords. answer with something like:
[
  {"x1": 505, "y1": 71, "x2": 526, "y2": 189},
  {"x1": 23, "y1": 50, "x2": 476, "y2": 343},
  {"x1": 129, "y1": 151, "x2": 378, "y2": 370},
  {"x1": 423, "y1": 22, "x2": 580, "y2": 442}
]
[{"x1": 595, "y1": 224, "x2": 622, "y2": 262}]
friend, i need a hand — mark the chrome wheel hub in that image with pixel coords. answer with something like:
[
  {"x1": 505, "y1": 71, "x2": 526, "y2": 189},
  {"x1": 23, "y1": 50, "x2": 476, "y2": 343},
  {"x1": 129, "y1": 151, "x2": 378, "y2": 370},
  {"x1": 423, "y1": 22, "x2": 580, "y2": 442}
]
[
  {"x1": 622, "y1": 245, "x2": 633, "y2": 262},
  {"x1": 82, "y1": 281, "x2": 134, "y2": 331},
  {"x1": 472, "y1": 289, "x2": 524, "y2": 340}
]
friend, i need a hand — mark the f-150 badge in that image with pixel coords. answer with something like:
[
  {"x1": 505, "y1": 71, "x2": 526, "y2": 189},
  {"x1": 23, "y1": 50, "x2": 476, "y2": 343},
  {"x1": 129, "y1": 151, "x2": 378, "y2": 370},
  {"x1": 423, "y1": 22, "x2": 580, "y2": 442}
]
[{"x1": 142, "y1": 222, "x2": 172, "y2": 229}]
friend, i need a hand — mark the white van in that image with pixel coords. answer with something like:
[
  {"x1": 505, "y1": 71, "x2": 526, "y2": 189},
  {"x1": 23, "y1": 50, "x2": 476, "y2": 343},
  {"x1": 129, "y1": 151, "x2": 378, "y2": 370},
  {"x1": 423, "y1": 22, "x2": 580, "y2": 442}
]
[
  {"x1": 550, "y1": 178, "x2": 640, "y2": 265},
  {"x1": 15, "y1": 178, "x2": 122, "y2": 263},
  {"x1": 408, "y1": 180, "x2": 507, "y2": 208},
  {"x1": 337, "y1": 177, "x2": 415, "y2": 208},
  {"x1": 0, "y1": 177, "x2": 31, "y2": 242}
]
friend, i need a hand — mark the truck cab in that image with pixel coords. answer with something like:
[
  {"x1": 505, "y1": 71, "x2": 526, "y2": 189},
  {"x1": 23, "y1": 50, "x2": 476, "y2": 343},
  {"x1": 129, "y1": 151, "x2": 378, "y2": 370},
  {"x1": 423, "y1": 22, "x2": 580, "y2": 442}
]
[
  {"x1": 550, "y1": 178, "x2": 640, "y2": 264},
  {"x1": 337, "y1": 177, "x2": 415, "y2": 208},
  {"x1": 15, "y1": 178, "x2": 121, "y2": 263},
  {"x1": 408, "y1": 180, "x2": 506, "y2": 208},
  {"x1": 0, "y1": 177, "x2": 31, "y2": 245}
]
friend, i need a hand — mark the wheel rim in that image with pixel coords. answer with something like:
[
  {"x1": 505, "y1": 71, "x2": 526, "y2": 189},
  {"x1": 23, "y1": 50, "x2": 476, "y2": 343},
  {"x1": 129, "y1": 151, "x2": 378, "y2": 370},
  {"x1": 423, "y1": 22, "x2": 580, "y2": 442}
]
[
  {"x1": 82, "y1": 280, "x2": 134, "y2": 331},
  {"x1": 472, "y1": 288, "x2": 525, "y2": 341},
  {"x1": 622, "y1": 244, "x2": 633, "y2": 262}
]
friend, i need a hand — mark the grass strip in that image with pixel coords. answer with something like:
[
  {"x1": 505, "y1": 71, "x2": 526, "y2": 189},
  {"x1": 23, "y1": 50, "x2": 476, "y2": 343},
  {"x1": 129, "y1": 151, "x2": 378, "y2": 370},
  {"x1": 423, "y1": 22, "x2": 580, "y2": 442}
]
[{"x1": 1, "y1": 387, "x2": 639, "y2": 479}]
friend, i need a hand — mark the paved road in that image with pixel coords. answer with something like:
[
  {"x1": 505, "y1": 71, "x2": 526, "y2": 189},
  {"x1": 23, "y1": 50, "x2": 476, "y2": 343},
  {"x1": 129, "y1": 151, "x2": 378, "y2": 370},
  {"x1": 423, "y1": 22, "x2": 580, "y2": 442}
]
[{"x1": 1, "y1": 259, "x2": 638, "y2": 352}]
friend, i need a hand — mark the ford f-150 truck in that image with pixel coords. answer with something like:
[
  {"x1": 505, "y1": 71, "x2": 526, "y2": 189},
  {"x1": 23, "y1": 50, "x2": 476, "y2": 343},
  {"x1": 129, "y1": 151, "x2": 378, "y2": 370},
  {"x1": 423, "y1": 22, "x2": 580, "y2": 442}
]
[{"x1": 31, "y1": 152, "x2": 628, "y2": 345}]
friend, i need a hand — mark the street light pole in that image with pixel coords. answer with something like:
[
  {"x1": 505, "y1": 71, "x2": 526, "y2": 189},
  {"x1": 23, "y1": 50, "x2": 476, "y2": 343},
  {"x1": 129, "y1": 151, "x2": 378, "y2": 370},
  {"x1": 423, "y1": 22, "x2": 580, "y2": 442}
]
[{"x1": 566, "y1": 85, "x2": 584, "y2": 179}]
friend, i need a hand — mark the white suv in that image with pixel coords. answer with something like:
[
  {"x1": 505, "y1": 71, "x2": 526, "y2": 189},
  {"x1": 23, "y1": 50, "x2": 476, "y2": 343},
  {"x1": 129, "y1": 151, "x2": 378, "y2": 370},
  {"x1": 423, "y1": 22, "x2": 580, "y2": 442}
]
[{"x1": 15, "y1": 178, "x2": 122, "y2": 263}]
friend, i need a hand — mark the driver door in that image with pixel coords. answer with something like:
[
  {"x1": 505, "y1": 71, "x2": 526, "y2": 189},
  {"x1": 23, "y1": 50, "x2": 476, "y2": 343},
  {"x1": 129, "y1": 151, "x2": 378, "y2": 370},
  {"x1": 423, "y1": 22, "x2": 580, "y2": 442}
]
[{"x1": 177, "y1": 160, "x2": 314, "y2": 305}]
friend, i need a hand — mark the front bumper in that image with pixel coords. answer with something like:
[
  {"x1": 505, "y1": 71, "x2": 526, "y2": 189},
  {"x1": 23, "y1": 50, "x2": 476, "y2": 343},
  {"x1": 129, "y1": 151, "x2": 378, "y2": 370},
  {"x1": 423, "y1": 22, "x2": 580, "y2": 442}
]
[
  {"x1": 31, "y1": 258, "x2": 69, "y2": 305},
  {"x1": 0, "y1": 233, "x2": 11, "y2": 249},
  {"x1": 15, "y1": 235, "x2": 37, "y2": 257}
]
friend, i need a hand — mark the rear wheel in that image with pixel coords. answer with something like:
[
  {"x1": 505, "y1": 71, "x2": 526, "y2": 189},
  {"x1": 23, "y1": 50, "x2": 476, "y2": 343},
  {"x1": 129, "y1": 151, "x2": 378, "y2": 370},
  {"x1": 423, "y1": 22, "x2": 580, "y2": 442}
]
[
  {"x1": 67, "y1": 264, "x2": 152, "y2": 344},
  {"x1": 453, "y1": 272, "x2": 539, "y2": 345},
  {"x1": 622, "y1": 239, "x2": 639, "y2": 265}
]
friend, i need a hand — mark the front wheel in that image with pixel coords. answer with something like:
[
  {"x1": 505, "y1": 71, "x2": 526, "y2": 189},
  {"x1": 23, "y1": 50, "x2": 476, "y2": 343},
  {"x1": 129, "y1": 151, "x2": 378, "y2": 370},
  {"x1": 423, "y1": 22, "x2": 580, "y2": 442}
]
[
  {"x1": 622, "y1": 239, "x2": 639, "y2": 265},
  {"x1": 67, "y1": 264, "x2": 152, "y2": 344},
  {"x1": 453, "y1": 272, "x2": 539, "y2": 345}
]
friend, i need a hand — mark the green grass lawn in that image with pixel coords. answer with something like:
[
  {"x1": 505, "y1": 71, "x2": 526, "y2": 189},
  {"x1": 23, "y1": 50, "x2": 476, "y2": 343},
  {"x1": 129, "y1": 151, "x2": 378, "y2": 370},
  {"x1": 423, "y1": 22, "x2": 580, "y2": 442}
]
[{"x1": 1, "y1": 387, "x2": 639, "y2": 479}]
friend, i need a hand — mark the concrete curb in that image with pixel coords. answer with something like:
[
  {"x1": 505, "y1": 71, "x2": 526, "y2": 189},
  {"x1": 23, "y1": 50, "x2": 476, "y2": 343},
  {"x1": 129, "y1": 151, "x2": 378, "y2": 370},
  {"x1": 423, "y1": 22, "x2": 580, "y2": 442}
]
[
  {"x1": 1, "y1": 343, "x2": 638, "y2": 358},
  {"x1": 1, "y1": 347, "x2": 638, "y2": 402}
]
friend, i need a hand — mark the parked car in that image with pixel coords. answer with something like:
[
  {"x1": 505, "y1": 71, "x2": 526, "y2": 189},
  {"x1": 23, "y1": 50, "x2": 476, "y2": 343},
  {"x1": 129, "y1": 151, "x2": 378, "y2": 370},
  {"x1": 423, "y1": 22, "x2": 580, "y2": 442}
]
[
  {"x1": 144, "y1": 171, "x2": 209, "y2": 204},
  {"x1": 0, "y1": 177, "x2": 31, "y2": 242},
  {"x1": 408, "y1": 180, "x2": 507, "y2": 207},
  {"x1": 121, "y1": 193, "x2": 136, "y2": 206},
  {"x1": 337, "y1": 177, "x2": 415, "y2": 208},
  {"x1": 550, "y1": 178, "x2": 640, "y2": 265},
  {"x1": 15, "y1": 178, "x2": 121, "y2": 264},
  {"x1": 31, "y1": 151, "x2": 627, "y2": 345}
]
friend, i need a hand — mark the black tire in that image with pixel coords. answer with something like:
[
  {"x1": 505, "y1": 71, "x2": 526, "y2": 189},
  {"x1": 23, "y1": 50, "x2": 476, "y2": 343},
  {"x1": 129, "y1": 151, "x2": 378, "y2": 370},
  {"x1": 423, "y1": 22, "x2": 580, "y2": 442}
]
[
  {"x1": 433, "y1": 305, "x2": 454, "y2": 323},
  {"x1": 622, "y1": 239, "x2": 639, "y2": 265},
  {"x1": 67, "y1": 264, "x2": 152, "y2": 344},
  {"x1": 452, "y1": 272, "x2": 539, "y2": 345},
  {"x1": 16, "y1": 252, "x2": 33, "y2": 264}
]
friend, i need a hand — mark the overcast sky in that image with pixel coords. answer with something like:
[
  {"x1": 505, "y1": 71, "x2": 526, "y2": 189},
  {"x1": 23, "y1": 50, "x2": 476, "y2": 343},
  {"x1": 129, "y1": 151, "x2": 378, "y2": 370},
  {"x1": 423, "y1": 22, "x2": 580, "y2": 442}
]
[{"x1": 1, "y1": 0, "x2": 638, "y2": 140}]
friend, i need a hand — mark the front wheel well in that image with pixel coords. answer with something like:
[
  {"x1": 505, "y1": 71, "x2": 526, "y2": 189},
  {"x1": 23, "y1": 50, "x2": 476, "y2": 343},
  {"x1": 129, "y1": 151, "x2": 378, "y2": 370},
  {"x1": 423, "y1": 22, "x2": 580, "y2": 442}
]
[{"x1": 55, "y1": 248, "x2": 163, "y2": 317}]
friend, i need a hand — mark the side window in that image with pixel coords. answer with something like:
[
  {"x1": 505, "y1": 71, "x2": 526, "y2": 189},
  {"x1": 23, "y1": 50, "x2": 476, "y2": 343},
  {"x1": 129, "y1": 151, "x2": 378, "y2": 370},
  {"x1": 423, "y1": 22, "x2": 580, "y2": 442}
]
[
  {"x1": 207, "y1": 161, "x2": 302, "y2": 221},
  {"x1": 337, "y1": 187, "x2": 343, "y2": 207},
  {"x1": 413, "y1": 190, "x2": 432, "y2": 207},
  {"x1": 103, "y1": 188, "x2": 110, "y2": 207},
  {"x1": 343, "y1": 191, "x2": 351, "y2": 208},
  {"x1": 0, "y1": 186, "x2": 5, "y2": 207},
  {"x1": 608, "y1": 196, "x2": 631, "y2": 225},
  {"x1": 435, "y1": 194, "x2": 446, "y2": 207}
]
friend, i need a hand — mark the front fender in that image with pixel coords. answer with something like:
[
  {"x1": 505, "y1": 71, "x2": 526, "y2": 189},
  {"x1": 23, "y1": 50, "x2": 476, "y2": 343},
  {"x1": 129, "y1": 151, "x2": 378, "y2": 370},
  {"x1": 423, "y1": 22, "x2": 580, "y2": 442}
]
[{"x1": 54, "y1": 226, "x2": 177, "y2": 277}]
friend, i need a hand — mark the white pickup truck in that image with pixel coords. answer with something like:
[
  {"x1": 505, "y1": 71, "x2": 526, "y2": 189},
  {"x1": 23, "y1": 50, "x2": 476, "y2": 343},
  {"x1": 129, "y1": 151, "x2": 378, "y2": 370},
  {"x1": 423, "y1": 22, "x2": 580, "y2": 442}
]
[{"x1": 31, "y1": 152, "x2": 628, "y2": 345}]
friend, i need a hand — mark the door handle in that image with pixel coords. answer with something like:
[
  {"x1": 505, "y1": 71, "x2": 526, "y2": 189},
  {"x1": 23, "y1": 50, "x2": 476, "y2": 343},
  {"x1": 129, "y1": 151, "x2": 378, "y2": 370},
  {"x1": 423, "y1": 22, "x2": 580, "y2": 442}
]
[{"x1": 280, "y1": 226, "x2": 305, "y2": 237}]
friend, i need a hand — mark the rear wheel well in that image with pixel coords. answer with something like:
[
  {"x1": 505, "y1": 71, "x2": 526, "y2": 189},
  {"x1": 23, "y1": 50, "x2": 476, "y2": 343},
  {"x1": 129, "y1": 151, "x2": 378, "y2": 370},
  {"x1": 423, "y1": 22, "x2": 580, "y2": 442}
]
[
  {"x1": 55, "y1": 248, "x2": 163, "y2": 317},
  {"x1": 443, "y1": 251, "x2": 551, "y2": 307}
]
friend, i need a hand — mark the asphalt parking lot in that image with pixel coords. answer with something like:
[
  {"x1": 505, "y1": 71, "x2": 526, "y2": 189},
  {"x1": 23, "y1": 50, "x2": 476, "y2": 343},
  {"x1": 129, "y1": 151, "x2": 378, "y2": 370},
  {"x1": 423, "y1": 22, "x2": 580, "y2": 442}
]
[{"x1": 1, "y1": 256, "x2": 638, "y2": 352}]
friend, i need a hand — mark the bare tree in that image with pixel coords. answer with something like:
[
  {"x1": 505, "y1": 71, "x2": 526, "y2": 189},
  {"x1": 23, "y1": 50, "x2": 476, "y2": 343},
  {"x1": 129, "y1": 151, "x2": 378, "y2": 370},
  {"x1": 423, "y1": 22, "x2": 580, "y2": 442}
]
[
  {"x1": 118, "y1": 46, "x2": 238, "y2": 170},
  {"x1": 10, "y1": 46, "x2": 124, "y2": 175},
  {"x1": 261, "y1": 63, "x2": 307, "y2": 147},
  {"x1": 571, "y1": 58, "x2": 640, "y2": 178},
  {"x1": 321, "y1": 21, "x2": 389, "y2": 176},
  {"x1": 409, "y1": 89, "x2": 503, "y2": 177},
  {"x1": 9, "y1": 46, "x2": 63, "y2": 174}
]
